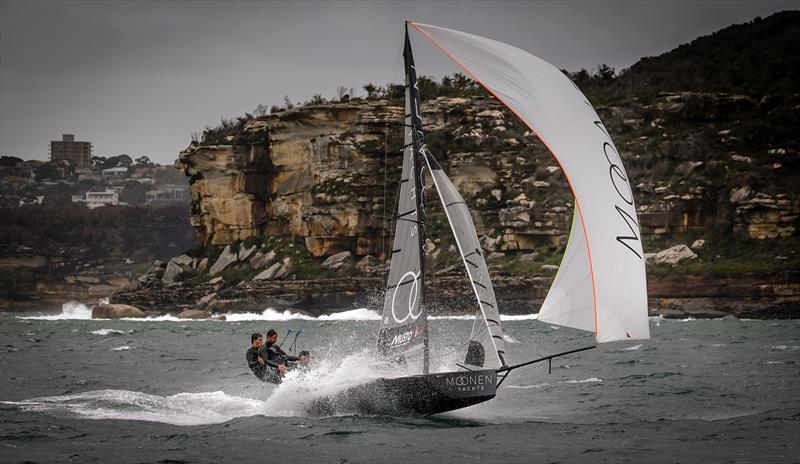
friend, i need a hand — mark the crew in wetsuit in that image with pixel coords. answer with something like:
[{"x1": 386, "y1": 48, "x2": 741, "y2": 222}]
[
  {"x1": 260, "y1": 329, "x2": 308, "y2": 371},
  {"x1": 245, "y1": 333, "x2": 270, "y2": 381}
]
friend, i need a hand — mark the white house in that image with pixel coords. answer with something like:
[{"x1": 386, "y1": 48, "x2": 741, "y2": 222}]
[{"x1": 73, "y1": 189, "x2": 120, "y2": 209}]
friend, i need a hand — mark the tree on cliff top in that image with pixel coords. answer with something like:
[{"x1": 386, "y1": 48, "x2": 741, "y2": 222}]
[{"x1": 607, "y1": 11, "x2": 800, "y2": 100}]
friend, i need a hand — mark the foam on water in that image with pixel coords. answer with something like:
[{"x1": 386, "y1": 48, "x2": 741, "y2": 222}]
[
  {"x1": 121, "y1": 315, "x2": 200, "y2": 322},
  {"x1": 262, "y1": 348, "x2": 396, "y2": 416},
  {"x1": 19, "y1": 302, "x2": 539, "y2": 323},
  {"x1": 564, "y1": 378, "x2": 603, "y2": 384},
  {"x1": 110, "y1": 346, "x2": 132, "y2": 351},
  {"x1": 3, "y1": 390, "x2": 268, "y2": 426},
  {"x1": 90, "y1": 329, "x2": 125, "y2": 335},
  {"x1": 3, "y1": 349, "x2": 395, "y2": 424},
  {"x1": 499, "y1": 314, "x2": 539, "y2": 321},
  {"x1": 430, "y1": 313, "x2": 537, "y2": 321},
  {"x1": 224, "y1": 307, "x2": 381, "y2": 322},
  {"x1": 19, "y1": 301, "x2": 93, "y2": 320},
  {"x1": 505, "y1": 383, "x2": 549, "y2": 389}
]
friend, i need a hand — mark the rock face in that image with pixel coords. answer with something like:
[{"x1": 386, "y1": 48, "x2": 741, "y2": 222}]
[
  {"x1": 176, "y1": 93, "x2": 798, "y2": 265},
  {"x1": 209, "y1": 245, "x2": 238, "y2": 275},
  {"x1": 162, "y1": 254, "x2": 192, "y2": 283},
  {"x1": 253, "y1": 258, "x2": 292, "y2": 280},
  {"x1": 177, "y1": 309, "x2": 211, "y2": 319},
  {"x1": 322, "y1": 251, "x2": 354, "y2": 271},
  {"x1": 647, "y1": 244, "x2": 698, "y2": 265},
  {"x1": 249, "y1": 250, "x2": 276, "y2": 269},
  {"x1": 92, "y1": 303, "x2": 145, "y2": 319}
]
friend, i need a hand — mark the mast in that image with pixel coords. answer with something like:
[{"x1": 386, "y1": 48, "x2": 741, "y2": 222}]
[
  {"x1": 375, "y1": 23, "x2": 429, "y2": 373},
  {"x1": 404, "y1": 22, "x2": 430, "y2": 374}
]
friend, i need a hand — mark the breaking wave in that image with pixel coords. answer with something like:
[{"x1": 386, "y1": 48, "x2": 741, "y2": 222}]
[
  {"x1": 90, "y1": 329, "x2": 125, "y2": 335},
  {"x1": 222, "y1": 309, "x2": 537, "y2": 322},
  {"x1": 18, "y1": 302, "x2": 539, "y2": 323},
  {"x1": 18, "y1": 301, "x2": 93, "y2": 320},
  {"x1": 224, "y1": 307, "x2": 381, "y2": 322}
]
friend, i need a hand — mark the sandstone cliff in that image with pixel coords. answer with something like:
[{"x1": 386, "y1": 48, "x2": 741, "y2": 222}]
[
  {"x1": 176, "y1": 92, "x2": 798, "y2": 264},
  {"x1": 120, "y1": 12, "x2": 800, "y2": 318}
]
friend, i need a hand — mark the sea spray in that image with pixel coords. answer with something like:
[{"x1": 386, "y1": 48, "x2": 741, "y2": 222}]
[
  {"x1": 19, "y1": 301, "x2": 93, "y2": 320},
  {"x1": 262, "y1": 348, "x2": 396, "y2": 416},
  {"x1": 224, "y1": 307, "x2": 382, "y2": 322}
]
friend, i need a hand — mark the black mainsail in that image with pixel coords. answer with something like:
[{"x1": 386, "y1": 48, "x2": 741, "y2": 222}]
[{"x1": 377, "y1": 24, "x2": 429, "y2": 373}]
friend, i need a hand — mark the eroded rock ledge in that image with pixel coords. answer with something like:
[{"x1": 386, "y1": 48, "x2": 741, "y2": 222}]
[
  {"x1": 108, "y1": 271, "x2": 799, "y2": 320},
  {"x1": 176, "y1": 94, "x2": 799, "y2": 259}
]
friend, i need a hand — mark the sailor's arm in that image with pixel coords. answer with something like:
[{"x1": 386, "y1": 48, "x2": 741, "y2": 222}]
[{"x1": 262, "y1": 356, "x2": 289, "y2": 372}]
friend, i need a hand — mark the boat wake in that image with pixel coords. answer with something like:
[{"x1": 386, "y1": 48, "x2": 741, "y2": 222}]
[
  {"x1": 3, "y1": 389, "x2": 268, "y2": 426},
  {"x1": 2, "y1": 349, "x2": 398, "y2": 425}
]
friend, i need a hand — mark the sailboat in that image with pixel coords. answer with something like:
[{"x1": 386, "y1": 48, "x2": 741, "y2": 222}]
[{"x1": 323, "y1": 22, "x2": 650, "y2": 415}]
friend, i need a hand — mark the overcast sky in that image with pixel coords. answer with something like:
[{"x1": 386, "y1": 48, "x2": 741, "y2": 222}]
[{"x1": 1, "y1": 0, "x2": 795, "y2": 164}]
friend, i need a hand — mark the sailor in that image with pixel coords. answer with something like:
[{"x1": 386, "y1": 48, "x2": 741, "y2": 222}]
[
  {"x1": 245, "y1": 333, "x2": 270, "y2": 381},
  {"x1": 260, "y1": 329, "x2": 308, "y2": 372}
]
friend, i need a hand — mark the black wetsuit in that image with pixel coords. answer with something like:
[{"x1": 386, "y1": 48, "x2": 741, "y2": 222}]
[
  {"x1": 260, "y1": 342, "x2": 299, "y2": 368},
  {"x1": 245, "y1": 346, "x2": 269, "y2": 381}
]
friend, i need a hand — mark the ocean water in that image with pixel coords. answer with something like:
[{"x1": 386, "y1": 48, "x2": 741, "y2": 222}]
[{"x1": 1, "y1": 303, "x2": 798, "y2": 463}]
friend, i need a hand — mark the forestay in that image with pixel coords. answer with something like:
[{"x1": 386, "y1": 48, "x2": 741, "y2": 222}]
[
  {"x1": 422, "y1": 152, "x2": 507, "y2": 369},
  {"x1": 411, "y1": 22, "x2": 650, "y2": 342}
]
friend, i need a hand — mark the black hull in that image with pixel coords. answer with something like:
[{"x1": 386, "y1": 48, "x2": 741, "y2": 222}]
[{"x1": 310, "y1": 369, "x2": 497, "y2": 416}]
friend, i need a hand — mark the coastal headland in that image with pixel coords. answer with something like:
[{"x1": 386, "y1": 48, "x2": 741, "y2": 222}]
[{"x1": 2, "y1": 12, "x2": 798, "y2": 319}]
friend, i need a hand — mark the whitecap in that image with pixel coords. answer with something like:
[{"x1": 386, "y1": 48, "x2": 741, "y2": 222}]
[
  {"x1": 504, "y1": 383, "x2": 549, "y2": 389},
  {"x1": 429, "y1": 313, "x2": 537, "y2": 321},
  {"x1": 110, "y1": 346, "x2": 131, "y2": 351},
  {"x1": 564, "y1": 378, "x2": 603, "y2": 384},
  {"x1": 500, "y1": 314, "x2": 539, "y2": 321},
  {"x1": 224, "y1": 307, "x2": 381, "y2": 322},
  {"x1": 91, "y1": 329, "x2": 124, "y2": 335},
  {"x1": 623, "y1": 344, "x2": 642, "y2": 351}
]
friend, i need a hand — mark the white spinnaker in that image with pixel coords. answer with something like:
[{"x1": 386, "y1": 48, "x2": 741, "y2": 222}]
[
  {"x1": 411, "y1": 22, "x2": 649, "y2": 342},
  {"x1": 539, "y1": 208, "x2": 595, "y2": 333}
]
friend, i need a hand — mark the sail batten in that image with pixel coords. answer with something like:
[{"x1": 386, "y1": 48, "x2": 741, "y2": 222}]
[
  {"x1": 377, "y1": 26, "x2": 429, "y2": 365},
  {"x1": 421, "y1": 151, "x2": 507, "y2": 368},
  {"x1": 411, "y1": 22, "x2": 650, "y2": 343}
]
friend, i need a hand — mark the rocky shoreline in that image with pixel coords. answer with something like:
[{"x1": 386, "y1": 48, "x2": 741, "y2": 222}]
[{"x1": 94, "y1": 270, "x2": 799, "y2": 320}]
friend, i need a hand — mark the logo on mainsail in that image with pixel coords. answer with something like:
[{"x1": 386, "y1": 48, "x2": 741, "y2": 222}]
[{"x1": 391, "y1": 270, "x2": 422, "y2": 324}]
